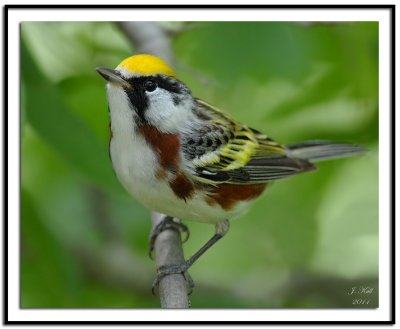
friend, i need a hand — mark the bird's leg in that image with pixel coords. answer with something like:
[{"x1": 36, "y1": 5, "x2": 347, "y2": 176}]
[
  {"x1": 148, "y1": 215, "x2": 190, "y2": 259},
  {"x1": 152, "y1": 219, "x2": 230, "y2": 294}
]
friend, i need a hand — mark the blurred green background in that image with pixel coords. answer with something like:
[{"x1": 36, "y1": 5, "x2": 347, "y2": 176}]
[{"x1": 21, "y1": 21, "x2": 378, "y2": 308}]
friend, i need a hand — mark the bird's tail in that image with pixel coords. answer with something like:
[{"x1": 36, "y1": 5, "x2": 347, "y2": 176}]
[{"x1": 286, "y1": 141, "x2": 365, "y2": 162}]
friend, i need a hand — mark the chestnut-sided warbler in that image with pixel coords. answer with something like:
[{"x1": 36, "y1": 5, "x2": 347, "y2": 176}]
[{"x1": 96, "y1": 54, "x2": 364, "y2": 290}]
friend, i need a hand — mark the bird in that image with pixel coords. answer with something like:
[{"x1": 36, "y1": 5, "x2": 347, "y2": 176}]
[{"x1": 96, "y1": 54, "x2": 364, "y2": 291}]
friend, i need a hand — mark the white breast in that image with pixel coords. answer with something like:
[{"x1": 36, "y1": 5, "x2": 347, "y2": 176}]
[{"x1": 107, "y1": 85, "x2": 160, "y2": 201}]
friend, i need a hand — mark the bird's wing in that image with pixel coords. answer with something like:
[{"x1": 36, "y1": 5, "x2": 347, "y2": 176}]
[{"x1": 183, "y1": 99, "x2": 315, "y2": 185}]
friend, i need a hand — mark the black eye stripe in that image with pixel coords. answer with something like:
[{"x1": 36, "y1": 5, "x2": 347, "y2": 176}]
[
  {"x1": 126, "y1": 76, "x2": 186, "y2": 95},
  {"x1": 153, "y1": 76, "x2": 182, "y2": 94}
]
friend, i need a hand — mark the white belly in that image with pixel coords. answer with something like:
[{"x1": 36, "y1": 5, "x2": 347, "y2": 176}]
[{"x1": 110, "y1": 132, "x2": 244, "y2": 224}]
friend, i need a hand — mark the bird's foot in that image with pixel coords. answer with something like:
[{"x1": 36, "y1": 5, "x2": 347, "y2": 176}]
[
  {"x1": 148, "y1": 216, "x2": 190, "y2": 259},
  {"x1": 152, "y1": 261, "x2": 195, "y2": 295}
]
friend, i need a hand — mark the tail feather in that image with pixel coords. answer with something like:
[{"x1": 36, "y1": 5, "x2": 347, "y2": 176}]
[{"x1": 286, "y1": 141, "x2": 365, "y2": 162}]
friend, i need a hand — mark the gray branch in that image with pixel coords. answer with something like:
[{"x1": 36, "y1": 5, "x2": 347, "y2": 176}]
[
  {"x1": 117, "y1": 22, "x2": 173, "y2": 63},
  {"x1": 117, "y1": 21, "x2": 190, "y2": 308},
  {"x1": 151, "y1": 213, "x2": 190, "y2": 308}
]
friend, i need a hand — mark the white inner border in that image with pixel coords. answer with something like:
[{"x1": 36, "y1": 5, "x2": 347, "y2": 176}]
[{"x1": 7, "y1": 6, "x2": 392, "y2": 323}]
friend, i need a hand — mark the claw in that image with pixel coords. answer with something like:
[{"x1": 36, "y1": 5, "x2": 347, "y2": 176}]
[
  {"x1": 181, "y1": 225, "x2": 190, "y2": 243},
  {"x1": 151, "y1": 261, "x2": 194, "y2": 296},
  {"x1": 148, "y1": 216, "x2": 190, "y2": 259},
  {"x1": 149, "y1": 219, "x2": 229, "y2": 296}
]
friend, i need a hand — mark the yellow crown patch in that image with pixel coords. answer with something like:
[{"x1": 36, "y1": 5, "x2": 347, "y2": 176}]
[{"x1": 117, "y1": 54, "x2": 176, "y2": 77}]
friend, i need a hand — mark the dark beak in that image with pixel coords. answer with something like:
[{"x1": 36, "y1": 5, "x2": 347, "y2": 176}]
[{"x1": 96, "y1": 67, "x2": 130, "y2": 87}]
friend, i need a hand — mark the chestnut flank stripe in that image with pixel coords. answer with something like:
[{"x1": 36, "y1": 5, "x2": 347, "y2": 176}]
[
  {"x1": 139, "y1": 124, "x2": 195, "y2": 201},
  {"x1": 206, "y1": 183, "x2": 267, "y2": 210}
]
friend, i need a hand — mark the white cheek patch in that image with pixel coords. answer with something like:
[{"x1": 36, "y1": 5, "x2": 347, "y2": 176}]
[
  {"x1": 145, "y1": 88, "x2": 174, "y2": 121},
  {"x1": 144, "y1": 89, "x2": 198, "y2": 133}
]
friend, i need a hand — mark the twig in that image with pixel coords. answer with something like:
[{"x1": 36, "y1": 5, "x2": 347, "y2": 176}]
[
  {"x1": 151, "y1": 213, "x2": 190, "y2": 308},
  {"x1": 117, "y1": 21, "x2": 190, "y2": 307},
  {"x1": 117, "y1": 22, "x2": 173, "y2": 63}
]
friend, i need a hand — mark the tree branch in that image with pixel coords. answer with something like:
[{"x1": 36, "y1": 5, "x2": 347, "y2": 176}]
[
  {"x1": 151, "y1": 213, "x2": 190, "y2": 308},
  {"x1": 117, "y1": 21, "x2": 190, "y2": 308},
  {"x1": 117, "y1": 22, "x2": 173, "y2": 63}
]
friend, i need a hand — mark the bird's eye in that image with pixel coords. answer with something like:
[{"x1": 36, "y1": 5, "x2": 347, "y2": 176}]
[{"x1": 144, "y1": 80, "x2": 157, "y2": 92}]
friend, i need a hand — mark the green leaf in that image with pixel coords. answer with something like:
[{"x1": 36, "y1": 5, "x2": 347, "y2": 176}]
[
  {"x1": 21, "y1": 189, "x2": 78, "y2": 307},
  {"x1": 310, "y1": 146, "x2": 378, "y2": 278},
  {"x1": 58, "y1": 76, "x2": 110, "y2": 143},
  {"x1": 21, "y1": 35, "x2": 120, "y2": 191},
  {"x1": 21, "y1": 22, "x2": 132, "y2": 82},
  {"x1": 175, "y1": 22, "x2": 314, "y2": 83}
]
